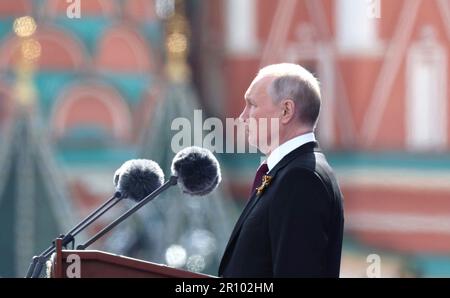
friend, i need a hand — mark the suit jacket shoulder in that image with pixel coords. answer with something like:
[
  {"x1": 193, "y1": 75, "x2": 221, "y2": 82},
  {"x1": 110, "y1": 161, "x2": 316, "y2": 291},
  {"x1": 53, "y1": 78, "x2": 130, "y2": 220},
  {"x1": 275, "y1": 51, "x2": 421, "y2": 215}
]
[{"x1": 269, "y1": 142, "x2": 343, "y2": 205}]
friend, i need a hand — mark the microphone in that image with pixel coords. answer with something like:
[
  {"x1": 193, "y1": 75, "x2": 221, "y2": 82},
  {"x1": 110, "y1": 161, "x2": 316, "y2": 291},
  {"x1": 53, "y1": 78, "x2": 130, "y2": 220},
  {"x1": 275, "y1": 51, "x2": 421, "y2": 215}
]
[
  {"x1": 77, "y1": 146, "x2": 221, "y2": 250},
  {"x1": 25, "y1": 159, "x2": 164, "y2": 278},
  {"x1": 115, "y1": 159, "x2": 165, "y2": 202},
  {"x1": 171, "y1": 146, "x2": 221, "y2": 196}
]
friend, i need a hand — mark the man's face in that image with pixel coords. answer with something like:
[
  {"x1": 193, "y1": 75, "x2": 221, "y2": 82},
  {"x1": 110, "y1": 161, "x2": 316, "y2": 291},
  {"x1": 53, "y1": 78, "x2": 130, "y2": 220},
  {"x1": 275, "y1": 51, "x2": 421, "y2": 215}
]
[{"x1": 239, "y1": 76, "x2": 281, "y2": 153}]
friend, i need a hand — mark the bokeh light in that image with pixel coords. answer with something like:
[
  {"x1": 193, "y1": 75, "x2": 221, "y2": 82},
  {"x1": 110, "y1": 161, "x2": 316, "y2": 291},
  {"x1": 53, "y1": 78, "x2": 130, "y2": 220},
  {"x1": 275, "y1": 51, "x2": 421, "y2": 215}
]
[
  {"x1": 166, "y1": 32, "x2": 188, "y2": 54},
  {"x1": 186, "y1": 254, "x2": 206, "y2": 272},
  {"x1": 13, "y1": 16, "x2": 37, "y2": 37},
  {"x1": 21, "y1": 38, "x2": 41, "y2": 61},
  {"x1": 165, "y1": 244, "x2": 187, "y2": 268}
]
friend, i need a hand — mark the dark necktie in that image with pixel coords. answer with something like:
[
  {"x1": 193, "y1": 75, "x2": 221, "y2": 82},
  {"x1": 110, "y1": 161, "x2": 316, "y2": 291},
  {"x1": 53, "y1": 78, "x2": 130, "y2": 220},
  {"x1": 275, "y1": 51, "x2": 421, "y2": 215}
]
[{"x1": 251, "y1": 162, "x2": 269, "y2": 195}]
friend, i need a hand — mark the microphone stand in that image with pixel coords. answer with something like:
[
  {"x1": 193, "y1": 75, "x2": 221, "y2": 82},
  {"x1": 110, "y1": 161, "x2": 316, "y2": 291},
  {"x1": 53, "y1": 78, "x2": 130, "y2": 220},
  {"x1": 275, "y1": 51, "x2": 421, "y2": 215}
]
[
  {"x1": 25, "y1": 191, "x2": 123, "y2": 278},
  {"x1": 77, "y1": 176, "x2": 178, "y2": 250}
]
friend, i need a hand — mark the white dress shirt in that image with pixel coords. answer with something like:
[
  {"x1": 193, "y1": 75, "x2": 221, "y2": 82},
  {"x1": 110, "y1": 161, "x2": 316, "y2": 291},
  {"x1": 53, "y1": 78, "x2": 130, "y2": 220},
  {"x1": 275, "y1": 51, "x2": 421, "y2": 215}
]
[{"x1": 266, "y1": 132, "x2": 316, "y2": 171}]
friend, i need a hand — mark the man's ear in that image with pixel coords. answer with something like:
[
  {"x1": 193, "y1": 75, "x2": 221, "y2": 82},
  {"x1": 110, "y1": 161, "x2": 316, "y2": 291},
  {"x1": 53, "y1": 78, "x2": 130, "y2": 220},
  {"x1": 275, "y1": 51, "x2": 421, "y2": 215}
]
[{"x1": 280, "y1": 99, "x2": 296, "y2": 124}]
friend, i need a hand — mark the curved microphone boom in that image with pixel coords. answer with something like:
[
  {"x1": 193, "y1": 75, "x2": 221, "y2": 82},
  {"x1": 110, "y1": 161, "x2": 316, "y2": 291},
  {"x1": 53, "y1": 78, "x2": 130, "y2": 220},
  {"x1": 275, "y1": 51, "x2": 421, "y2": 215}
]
[
  {"x1": 77, "y1": 146, "x2": 221, "y2": 250},
  {"x1": 25, "y1": 159, "x2": 164, "y2": 278}
]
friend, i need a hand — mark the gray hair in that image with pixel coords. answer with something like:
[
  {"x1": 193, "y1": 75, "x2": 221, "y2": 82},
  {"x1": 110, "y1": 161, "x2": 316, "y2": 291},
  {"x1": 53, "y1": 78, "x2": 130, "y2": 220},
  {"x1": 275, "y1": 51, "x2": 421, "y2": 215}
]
[{"x1": 257, "y1": 63, "x2": 321, "y2": 128}]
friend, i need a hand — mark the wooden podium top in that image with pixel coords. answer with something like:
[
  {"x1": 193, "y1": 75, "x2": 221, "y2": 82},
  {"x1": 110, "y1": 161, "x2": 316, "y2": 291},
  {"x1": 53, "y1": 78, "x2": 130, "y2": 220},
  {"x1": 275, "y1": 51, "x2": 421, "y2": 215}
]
[{"x1": 51, "y1": 239, "x2": 215, "y2": 278}]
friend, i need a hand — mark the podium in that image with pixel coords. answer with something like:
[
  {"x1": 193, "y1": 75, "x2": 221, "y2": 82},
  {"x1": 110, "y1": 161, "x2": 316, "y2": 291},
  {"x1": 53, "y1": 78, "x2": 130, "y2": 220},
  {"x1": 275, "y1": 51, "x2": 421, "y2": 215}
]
[{"x1": 50, "y1": 239, "x2": 213, "y2": 278}]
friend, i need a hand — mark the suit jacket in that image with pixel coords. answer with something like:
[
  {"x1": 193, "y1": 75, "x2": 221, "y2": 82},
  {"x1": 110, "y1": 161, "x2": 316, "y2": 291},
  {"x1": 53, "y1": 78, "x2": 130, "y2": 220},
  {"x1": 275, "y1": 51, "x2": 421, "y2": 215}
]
[{"x1": 218, "y1": 141, "x2": 344, "y2": 277}]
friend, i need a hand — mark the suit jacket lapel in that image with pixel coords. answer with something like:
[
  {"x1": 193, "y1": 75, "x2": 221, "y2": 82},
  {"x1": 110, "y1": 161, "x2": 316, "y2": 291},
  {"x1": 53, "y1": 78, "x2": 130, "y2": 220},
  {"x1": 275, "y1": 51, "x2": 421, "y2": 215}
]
[
  {"x1": 227, "y1": 142, "x2": 320, "y2": 239},
  {"x1": 219, "y1": 141, "x2": 319, "y2": 275},
  {"x1": 219, "y1": 190, "x2": 258, "y2": 274}
]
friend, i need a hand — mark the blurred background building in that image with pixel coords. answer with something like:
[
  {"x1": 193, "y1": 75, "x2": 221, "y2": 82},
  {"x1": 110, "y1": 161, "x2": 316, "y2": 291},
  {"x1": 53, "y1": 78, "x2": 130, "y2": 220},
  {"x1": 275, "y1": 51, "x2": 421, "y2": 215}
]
[{"x1": 1, "y1": 0, "x2": 450, "y2": 277}]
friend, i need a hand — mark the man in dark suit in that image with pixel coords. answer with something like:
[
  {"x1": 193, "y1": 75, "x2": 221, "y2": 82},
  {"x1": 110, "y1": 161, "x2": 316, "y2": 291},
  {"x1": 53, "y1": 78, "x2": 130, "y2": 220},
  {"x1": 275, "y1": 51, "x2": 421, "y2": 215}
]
[{"x1": 219, "y1": 63, "x2": 344, "y2": 277}]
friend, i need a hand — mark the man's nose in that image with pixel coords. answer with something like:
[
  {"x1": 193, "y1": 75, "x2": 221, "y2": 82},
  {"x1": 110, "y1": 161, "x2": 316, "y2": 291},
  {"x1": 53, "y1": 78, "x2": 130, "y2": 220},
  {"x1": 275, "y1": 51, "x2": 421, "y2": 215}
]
[{"x1": 239, "y1": 106, "x2": 249, "y2": 123}]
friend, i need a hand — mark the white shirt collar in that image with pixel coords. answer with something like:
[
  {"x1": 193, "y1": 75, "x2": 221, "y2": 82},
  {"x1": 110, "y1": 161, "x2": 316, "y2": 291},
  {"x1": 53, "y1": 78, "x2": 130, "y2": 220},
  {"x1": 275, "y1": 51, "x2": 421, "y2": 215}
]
[{"x1": 266, "y1": 132, "x2": 316, "y2": 171}]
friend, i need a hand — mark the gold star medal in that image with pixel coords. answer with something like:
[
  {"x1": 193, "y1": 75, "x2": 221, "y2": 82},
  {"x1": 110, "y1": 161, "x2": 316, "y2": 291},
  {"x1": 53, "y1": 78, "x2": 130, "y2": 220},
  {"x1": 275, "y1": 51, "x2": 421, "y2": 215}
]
[{"x1": 256, "y1": 175, "x2": 273, "y2": 196}]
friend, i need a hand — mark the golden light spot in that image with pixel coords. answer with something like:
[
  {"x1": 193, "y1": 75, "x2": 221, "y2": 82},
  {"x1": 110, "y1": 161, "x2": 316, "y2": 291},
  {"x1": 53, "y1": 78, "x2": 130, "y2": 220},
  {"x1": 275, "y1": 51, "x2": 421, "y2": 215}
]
[
  {"x1": 21, "y1": 38, "x2": 41, "y2": 61},
  {"x1": 13, "y1": 16, "x2": 37, "y2": 37},
  {"x1": 166, "y1": 32, "x2": 188, "y2": 54},
  {"x1": 15, "y1": 83, "x2": 36, "y2": 107}
]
